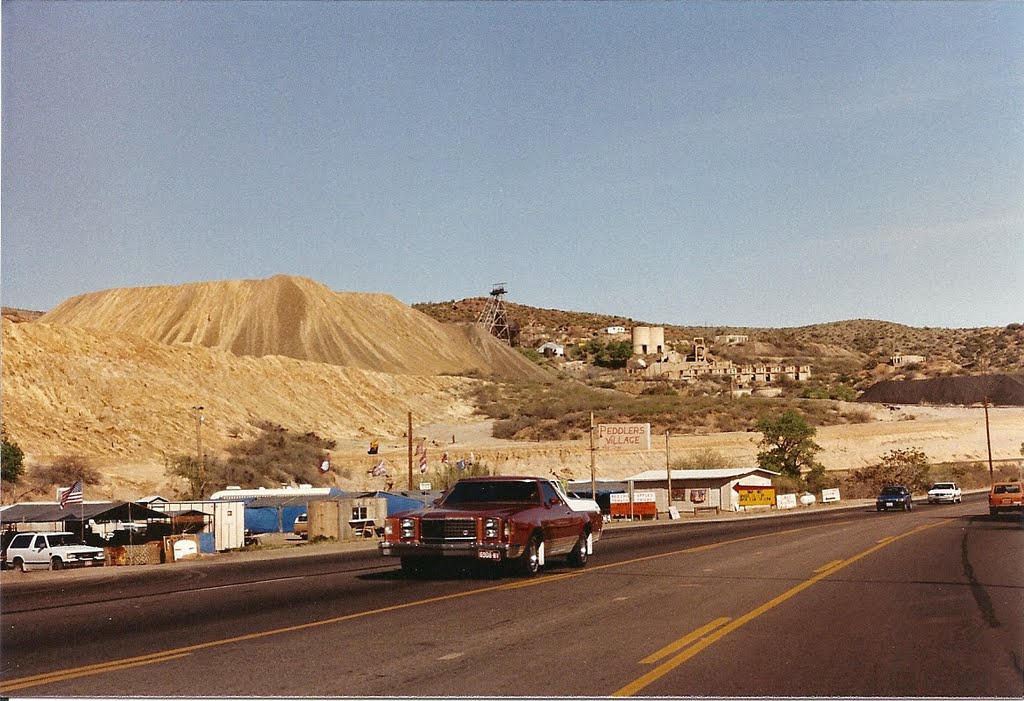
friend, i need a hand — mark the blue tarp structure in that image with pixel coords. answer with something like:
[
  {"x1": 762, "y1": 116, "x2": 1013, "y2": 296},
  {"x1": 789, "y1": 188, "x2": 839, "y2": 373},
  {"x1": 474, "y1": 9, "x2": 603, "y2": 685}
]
[
  {"x1": 244, "y1": 491, "x2": 347, "y2": 533},
  {"x1": 356, "y1": 491, "x2": 431, "y2": 516}
]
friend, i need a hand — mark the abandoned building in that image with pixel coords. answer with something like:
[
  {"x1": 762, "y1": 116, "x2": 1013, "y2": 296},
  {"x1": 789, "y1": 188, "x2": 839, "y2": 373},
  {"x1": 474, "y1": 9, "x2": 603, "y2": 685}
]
[{"x1": 633, "y1": 333, "x2": 811, "y2": 386}]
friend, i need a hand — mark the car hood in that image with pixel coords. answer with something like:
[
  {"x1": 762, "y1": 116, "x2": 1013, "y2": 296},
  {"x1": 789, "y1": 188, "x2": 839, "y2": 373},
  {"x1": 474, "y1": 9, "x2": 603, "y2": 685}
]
[{"x1": 394, "y1": 503, "x2": 535, "y2": 519}]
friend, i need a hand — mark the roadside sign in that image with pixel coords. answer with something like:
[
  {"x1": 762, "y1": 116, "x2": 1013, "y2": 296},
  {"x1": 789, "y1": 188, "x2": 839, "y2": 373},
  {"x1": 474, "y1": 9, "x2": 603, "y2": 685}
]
[
  {"x1": 822, "y1": 488, "x2": 841, "y2": 503},
  {"x1": 733, "y1": 484, "x2": 776, "y2": 507},
  {"x1": 596, "y1": 423, "x2": 651, "y2": 450}
]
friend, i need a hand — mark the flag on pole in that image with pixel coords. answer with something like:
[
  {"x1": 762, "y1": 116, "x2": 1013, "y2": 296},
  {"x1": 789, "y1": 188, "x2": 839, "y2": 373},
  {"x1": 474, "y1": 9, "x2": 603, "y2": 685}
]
[
  {"x1": 371, "y1": 459, "x2": 387, "y2": 477},
  {"x1": 456, "y1": 459, "x2": 466, "y2": 472},
  {"x1": 441, "y1": 451, "x2": 449, "y2": 464},
  {"x1": 59, "y1": 479, "x2": 83, "y2": 509},
  {"x1": 415, "y1": 439, "x2": 428, "y2": 473},
  {"x1": 468, "y1": 452, "x2": 475, "y2": 466},
  {"x1": 367, "y1": 440, "x2": 379, "y2": 455}
]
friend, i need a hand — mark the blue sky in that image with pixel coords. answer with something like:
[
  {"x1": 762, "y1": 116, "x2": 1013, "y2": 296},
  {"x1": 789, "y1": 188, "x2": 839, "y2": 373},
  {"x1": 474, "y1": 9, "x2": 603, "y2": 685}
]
[{"x1": 2, "y1": 1, "x2": 1021, "y2": 328}]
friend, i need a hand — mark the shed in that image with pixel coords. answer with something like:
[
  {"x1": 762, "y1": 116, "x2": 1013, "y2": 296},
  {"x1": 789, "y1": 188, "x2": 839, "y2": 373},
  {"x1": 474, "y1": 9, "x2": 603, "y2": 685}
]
[
  {"x1": 307, "y1": 496, "x2": 388, "y2": 541},
  {"x1": 569, "y1": 467, "x2": 780, "y2": 514}
]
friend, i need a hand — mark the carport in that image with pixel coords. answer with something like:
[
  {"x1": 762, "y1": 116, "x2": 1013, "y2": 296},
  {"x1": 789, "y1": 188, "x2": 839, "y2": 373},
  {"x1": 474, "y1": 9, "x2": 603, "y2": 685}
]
[{"x1": 0, "y1": 501, "x2": 171, "y2": 544}]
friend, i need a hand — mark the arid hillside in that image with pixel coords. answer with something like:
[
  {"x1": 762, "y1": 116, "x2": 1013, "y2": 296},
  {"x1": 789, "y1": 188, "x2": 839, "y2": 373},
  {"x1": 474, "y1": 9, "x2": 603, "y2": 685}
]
[
  {"x1": 41, "y1": 275, "x2": 547, "y2": 382},
  {"x1": 2, "y1": 318, "x2": 483, "y2": 494}
]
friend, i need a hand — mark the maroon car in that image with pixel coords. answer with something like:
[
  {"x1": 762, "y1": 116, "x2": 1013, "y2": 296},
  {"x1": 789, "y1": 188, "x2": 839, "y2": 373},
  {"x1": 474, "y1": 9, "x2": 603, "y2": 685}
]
[{"x1": 380, "y1": 476, "x2": 603, "y2": 576}]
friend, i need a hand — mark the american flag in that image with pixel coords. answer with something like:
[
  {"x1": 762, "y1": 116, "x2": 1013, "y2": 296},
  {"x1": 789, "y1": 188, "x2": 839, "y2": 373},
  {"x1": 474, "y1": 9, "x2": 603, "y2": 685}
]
[{"x1": 59, "y1": 479, "x2": 83, "y2": 509}]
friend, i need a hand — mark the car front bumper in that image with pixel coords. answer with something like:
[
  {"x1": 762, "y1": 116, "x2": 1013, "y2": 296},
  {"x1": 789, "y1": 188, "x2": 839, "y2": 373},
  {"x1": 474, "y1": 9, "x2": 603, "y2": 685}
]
[
  {"x1": 928, "y1": 494, "x2": 958, "y2": 503},
  {"x1": 380, "y1": 540, "x2": 526, "y2": 562}
]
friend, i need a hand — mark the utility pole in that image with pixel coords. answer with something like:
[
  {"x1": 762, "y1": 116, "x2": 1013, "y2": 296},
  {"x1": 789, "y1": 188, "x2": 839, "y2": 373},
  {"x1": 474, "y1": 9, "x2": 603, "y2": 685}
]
[
  {"x1": 665, "y1": 431, "x2": 672, "y2": 512},
  {"x1": 192, "y1": 406, "x2": 205, "y2": 498},
  {"x1": 590, "y1": 412, "x2": 597, "y2": 501},
  {"x1": 983, "y1": 397, "x2": 994, "y2": 483},
  {"x1": 407, "y1": 411, "x2": 414, "y2": 491}
]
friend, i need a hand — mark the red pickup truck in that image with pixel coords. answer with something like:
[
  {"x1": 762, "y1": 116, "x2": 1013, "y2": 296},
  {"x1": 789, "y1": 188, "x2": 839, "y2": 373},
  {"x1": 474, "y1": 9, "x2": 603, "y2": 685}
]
[{"x1": 380, "y1": 476, "x2": 603, "y2": 576}]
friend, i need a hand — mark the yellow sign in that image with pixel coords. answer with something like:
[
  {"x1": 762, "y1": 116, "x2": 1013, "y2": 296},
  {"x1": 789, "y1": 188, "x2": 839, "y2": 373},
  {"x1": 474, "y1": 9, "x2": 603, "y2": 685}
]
[{"x1": 736, "y1": 487, "x2": 776, "y2": 507}]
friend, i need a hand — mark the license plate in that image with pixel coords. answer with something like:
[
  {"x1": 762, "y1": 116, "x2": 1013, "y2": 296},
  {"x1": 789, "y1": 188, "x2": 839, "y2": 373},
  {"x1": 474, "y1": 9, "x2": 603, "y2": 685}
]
[{"x1": 477, "y1": 550, "x2": 501, "y2": 561}]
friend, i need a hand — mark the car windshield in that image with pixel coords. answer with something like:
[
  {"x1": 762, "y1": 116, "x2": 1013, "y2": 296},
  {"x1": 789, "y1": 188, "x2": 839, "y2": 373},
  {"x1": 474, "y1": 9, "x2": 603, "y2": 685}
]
[
  {"x1": 443, "y1": 481, "x2": 540, "y2": 505},
  {"x1": 880, "y1": 487, "x2": 904, "y2": 495},
  {"x1": 932, "y1": 484, "x2": 954, "y2": 490},
  {"x1": 47, "y1": 533, "x2": 82, "y2": 547},
  {"x1": 994, "y1": 484, "x2": 1021, "y2": 494}
]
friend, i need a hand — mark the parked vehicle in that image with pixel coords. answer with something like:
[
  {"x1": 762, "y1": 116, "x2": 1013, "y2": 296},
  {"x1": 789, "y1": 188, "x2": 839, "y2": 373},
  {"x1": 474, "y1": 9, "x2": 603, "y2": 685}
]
[
  {"x1": 4, "y1": 531, "x2": 106, "y2": 571},
  {"x1": 293, "y1": 512, "x2": 308, "y2": 539},
  {"x1": 926, "y1": 482, "x2": 962, "y2": 504},
  {"x1": 988, "y1": 481, "x2": 1023, "y2": 517},
  {"x1": 380, "y1": 476, "x2": 603, "y2": 576},
  {"x1": 876, "y1": 485, "x2": 914, "y2": 511}
]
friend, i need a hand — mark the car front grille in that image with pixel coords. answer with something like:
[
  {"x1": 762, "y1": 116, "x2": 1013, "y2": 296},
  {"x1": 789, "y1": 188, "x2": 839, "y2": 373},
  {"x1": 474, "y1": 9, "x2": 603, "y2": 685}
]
[{"x1": 420, "y1": 518, "x2": 477, "y2": 543}]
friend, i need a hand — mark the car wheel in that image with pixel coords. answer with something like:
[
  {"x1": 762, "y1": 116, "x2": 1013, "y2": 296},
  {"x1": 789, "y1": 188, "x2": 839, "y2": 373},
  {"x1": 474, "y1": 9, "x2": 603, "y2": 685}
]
[
  {"x1": 12, "y1": 557, "x2": 26, "y2": 572},
  {"x1": 517, "y1": 535, "x2": 541, "y2": 577},
  {"x1": 989, "y1": 507, "x2": 998, "y2": 517},
  {"x1": 50, "y1": 557, "x2": 64, "y2": 571},
  {"x1": 876, "y1": 505, "x2": 882, "y2": 512},
  {"x1": 568, "y1": 533, "x2": 588, "y2": 568}
]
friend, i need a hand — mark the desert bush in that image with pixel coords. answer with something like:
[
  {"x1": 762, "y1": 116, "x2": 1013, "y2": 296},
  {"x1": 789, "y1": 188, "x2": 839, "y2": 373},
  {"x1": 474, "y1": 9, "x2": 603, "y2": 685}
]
[
  {"x1": 847, "y1": 448, "x2": 932, "y2": 493},
  {"x1": 671, "y1": 448, "x2": 734, "y2": 471},
  {"x1": 35, "y1": 455, "x2": 103, "y2": 487}
]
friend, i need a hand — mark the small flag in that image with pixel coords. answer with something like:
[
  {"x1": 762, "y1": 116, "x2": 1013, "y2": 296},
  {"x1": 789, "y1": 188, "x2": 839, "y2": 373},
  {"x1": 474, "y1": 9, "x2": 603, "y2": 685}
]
[
  {"x1": 320, "y1": 453, "x2": 331, "y2": 472},
  {"x1": 441, "y1": 451, "x2": 449, "y2": 464},
  {"x1": 367, "y1": 440, "x2": 379, "y2": 455},
  {"x1": 468, "y1": 452, "x2": 475, "y2": 466},
  {"x1": 59, "y1": 479, "x2": 83, "y2": 509},
  {"x1": 371, "y1": 459, "x2": 387, "y2": 477},
  {"x1": 456, "y1": 459, "x2": 466, "y2": 472}
]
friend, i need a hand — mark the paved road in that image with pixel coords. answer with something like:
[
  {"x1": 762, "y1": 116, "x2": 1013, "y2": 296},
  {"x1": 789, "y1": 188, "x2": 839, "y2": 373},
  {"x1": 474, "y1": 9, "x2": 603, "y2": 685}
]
[{"x1": 2, "y1": 496, "x2": 1020, "y2": 697}]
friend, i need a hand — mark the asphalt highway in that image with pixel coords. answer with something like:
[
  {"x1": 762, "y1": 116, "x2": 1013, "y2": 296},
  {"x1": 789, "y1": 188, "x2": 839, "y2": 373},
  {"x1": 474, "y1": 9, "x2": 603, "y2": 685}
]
[{"x1": 1, "y1": 495, "x2": 1020, "y2": 697}]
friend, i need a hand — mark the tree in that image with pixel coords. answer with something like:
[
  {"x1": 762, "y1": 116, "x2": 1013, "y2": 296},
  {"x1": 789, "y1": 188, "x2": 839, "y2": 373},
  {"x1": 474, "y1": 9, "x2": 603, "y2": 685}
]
[
  {"x1": 755, "y1": 410, "x2": 823, "y2": 479},
  {"x1": 1, "y1": 437, "x2": 25, "y2": 484},
  {"x1": 672, "y1": 448, "x2": 733, "y2": 471}
]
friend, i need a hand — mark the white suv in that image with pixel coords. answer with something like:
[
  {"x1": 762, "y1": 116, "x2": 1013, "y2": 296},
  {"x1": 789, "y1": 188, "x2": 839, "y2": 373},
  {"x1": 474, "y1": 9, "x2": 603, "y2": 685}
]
[{"x1": 4, "y1": 531, "x2": 106, "y2": 571}]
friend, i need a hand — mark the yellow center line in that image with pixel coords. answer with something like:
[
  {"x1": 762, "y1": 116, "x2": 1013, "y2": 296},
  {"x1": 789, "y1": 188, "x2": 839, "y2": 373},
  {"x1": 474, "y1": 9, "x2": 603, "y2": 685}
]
[
  {"x1": 612, "y1": 521, "x2": 943, "y2": 697},
  {"x1": 0, "y1": 520, "x2": 833, "y2": 693},
  {"x1": 814, "y1": 559, "x2": 845, "y2": 573},
  {"x1": 641, "y1": 617, "x2": 731, "y2": 664}
]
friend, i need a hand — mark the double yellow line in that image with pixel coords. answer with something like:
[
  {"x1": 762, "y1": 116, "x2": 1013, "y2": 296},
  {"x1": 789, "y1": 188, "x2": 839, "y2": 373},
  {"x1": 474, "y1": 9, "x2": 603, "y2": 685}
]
[{"x1": 612, "y1": 522, "x2": 943, "y2": 696}]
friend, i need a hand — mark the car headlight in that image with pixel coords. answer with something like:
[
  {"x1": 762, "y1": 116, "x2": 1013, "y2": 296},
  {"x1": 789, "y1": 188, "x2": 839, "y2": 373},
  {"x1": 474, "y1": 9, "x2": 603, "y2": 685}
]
[
  {"x1": 484, "y1": 517, "x2": 500, "y2": 539},
  {"x1": 400, "y1": 518, "x2": 416, "y2": 539}
]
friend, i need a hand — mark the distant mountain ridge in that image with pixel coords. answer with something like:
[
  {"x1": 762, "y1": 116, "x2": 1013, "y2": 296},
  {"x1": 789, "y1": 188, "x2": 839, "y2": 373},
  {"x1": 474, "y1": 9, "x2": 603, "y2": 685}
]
[{"x1": 414, "y1": 299, "x2": 1024, "y2": 375}]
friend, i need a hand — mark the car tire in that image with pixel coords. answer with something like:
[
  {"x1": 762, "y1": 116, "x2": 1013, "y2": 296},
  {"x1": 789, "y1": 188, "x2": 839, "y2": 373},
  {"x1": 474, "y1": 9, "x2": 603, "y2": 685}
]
[
  {"x1": 568, "y1": 533, "x2": 588, "y2": 568},
  {"x1": 12, "y1": 557, "x2": 25, "y2": 572},
  {"x1": 50, "y1": 557, "x2": 64, "y2": 571},
  {"x1": 876, "y1": 505, "x2": 882, "y2": 512},
  {"x1": 517, "y1": 535, "x2": 541, "y2": 577},
  {"x1": 989, "y1": 507, "x2": 998, "y2": 517}
]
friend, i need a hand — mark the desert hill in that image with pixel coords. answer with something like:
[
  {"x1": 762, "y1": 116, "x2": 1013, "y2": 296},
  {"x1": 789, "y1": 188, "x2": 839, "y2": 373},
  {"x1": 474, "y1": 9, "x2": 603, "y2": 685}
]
[
  {"x1": 40, "y1": 275, "x2": 547, "y2": 382},
  {"x1": 2, "y1": 317, "x2": 480, "y2": 486}
]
